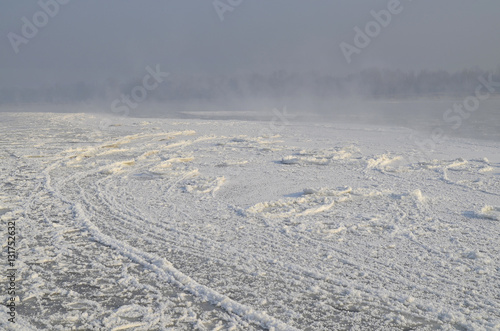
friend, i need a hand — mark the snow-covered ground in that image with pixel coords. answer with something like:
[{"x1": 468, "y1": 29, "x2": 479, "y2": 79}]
[{"x1": 1, "y1": 111, "x2": 499, "y2": 330}]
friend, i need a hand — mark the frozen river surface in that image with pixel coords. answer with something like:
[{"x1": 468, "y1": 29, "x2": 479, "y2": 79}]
[{"x1": 1, "y1": 112, "x2": 499, "y2": 330}]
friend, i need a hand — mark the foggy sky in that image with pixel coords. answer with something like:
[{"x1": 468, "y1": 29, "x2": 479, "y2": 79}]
[{"x1": 1, "y1": 0, "x2": 500, "y2": 89}]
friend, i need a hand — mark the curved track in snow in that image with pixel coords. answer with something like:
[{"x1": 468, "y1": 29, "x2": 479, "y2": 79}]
[{"x1": 1, "y1": 112, "x2": 499, "y2": 330}]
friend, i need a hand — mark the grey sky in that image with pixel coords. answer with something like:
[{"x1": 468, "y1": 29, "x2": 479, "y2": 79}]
[{"x1": 1, "y1": 0, "x2": 499, "y2": 88}]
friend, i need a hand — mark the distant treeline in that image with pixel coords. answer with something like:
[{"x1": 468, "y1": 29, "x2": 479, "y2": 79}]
[{"x1": 2, "y1": 68, "x2": 500, "y2": 105}]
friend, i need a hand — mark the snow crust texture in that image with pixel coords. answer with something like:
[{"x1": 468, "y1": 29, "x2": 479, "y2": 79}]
[{"x1": 1, "y1": 112, "x2": 499, "y2": 330}]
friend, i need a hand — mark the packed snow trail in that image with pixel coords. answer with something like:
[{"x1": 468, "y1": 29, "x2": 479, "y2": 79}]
[{"x1": 1, "y1": 112, "x2": 499, "y2": 330}]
